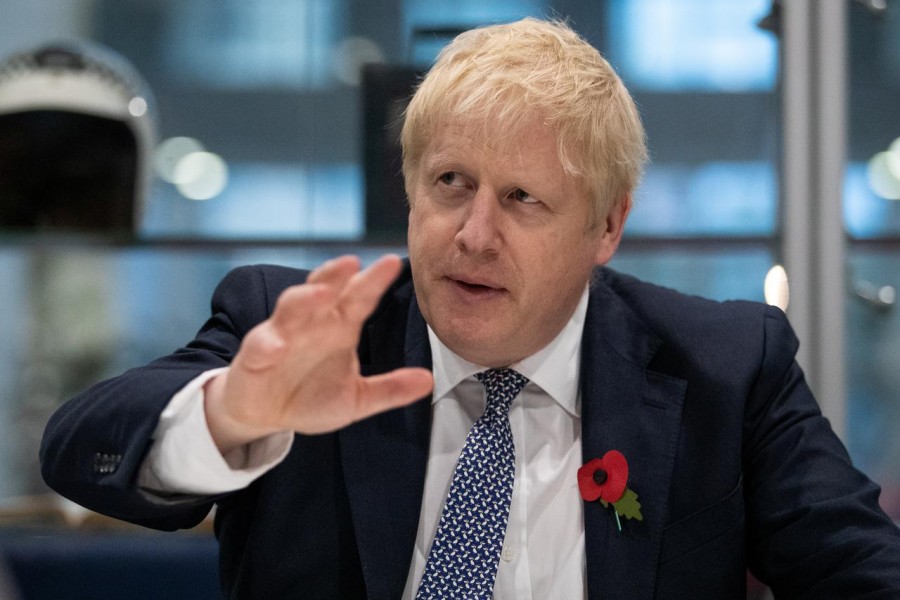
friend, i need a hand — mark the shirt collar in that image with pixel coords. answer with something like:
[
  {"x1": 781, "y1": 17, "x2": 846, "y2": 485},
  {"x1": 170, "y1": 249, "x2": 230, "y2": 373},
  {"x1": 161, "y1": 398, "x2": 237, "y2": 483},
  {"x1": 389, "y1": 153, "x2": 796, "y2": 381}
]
[{"x1": 427, "y1": 284, "x2": 589, "y2": 418}]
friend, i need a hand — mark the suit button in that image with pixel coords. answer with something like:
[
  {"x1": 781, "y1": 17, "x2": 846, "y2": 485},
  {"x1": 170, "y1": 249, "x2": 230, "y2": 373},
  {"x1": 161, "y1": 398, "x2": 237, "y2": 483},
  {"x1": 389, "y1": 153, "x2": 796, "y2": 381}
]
[{"x1": 94, "y1": 452, "x2": 120, "y2": 474}]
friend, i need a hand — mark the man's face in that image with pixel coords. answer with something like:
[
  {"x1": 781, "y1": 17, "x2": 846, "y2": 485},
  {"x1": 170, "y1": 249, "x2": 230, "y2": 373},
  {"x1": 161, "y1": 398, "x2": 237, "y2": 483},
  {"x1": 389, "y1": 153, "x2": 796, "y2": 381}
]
[{"x1": 407, "y1": 116, "x2": 626, "y2": 367}]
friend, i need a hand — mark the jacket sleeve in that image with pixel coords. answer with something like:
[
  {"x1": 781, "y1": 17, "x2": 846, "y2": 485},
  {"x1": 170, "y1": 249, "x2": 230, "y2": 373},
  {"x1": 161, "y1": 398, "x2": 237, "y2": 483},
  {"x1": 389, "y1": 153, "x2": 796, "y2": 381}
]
[
  {"x1": 39, "y1": 265, "x2": 277, "y2": 531},
  {"x1": 743, "y1": 306, "x2": 900, "y2": 598}
]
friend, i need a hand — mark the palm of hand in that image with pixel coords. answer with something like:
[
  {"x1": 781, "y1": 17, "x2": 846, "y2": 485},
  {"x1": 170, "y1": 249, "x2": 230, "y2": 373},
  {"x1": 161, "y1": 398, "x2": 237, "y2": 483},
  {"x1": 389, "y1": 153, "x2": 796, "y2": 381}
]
[{"x1": 207, "y1": 255, "x2": 434, "y2": 450}]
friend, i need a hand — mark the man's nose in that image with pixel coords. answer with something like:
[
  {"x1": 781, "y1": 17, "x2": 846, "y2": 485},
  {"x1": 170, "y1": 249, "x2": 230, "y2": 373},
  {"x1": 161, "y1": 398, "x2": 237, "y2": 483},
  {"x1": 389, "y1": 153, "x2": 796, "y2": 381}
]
[{"x1": 454, "y1": 189, "x2": 502, "y2": 255}]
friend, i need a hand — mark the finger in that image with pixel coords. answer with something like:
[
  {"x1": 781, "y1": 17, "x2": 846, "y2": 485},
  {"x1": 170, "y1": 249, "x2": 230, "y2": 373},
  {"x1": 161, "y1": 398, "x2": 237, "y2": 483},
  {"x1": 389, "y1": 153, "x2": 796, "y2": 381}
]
[
  {"x1": 306, "y1": 255, "x2": 361, "y2": 286},
  {"x1": 355, "y1": 367, "x2": 434, "y2": 420},
  {"x1": 270, "y1": 282, "x2": 336, "y2": 334},
  {"x1": 335, "y1": 254, "x2": 404, "y2": 322},
  {"x1": 272, "y1": 255, "x2": 365, "y2": 332}
]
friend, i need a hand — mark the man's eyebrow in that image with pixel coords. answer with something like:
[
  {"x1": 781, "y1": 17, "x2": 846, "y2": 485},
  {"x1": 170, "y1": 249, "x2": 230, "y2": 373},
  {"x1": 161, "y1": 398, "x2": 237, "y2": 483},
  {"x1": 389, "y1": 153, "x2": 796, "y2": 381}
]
[{"x1": 423, "y1": 150, "x2": 459, "y2": 171}]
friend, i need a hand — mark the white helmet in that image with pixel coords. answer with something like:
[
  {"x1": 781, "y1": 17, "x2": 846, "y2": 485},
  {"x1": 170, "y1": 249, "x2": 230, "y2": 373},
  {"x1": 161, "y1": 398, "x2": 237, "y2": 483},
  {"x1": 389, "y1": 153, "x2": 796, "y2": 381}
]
[{"x1": 0, "y1": 40, "x2": 156, "y2": 232}]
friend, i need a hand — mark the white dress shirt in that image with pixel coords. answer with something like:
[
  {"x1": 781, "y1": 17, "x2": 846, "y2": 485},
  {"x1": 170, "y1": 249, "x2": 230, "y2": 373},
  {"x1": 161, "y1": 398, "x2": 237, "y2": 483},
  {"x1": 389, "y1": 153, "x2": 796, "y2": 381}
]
[
  {"x1": 402, "y1": 286, "x2": 589, "y2": 599},
  {"x1": 139, "y1": 287, "x2": 591, "y2": 599}
]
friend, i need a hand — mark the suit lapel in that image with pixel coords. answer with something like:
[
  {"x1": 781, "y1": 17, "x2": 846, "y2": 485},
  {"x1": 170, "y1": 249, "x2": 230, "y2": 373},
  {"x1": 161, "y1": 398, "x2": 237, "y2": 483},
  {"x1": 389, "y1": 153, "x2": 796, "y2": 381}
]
[
  {"x1": 340, "y1": 279, "x2": 433, "y2": 600},
  {"x1": 581, "y1": 273, "x2": 687, "y2": 600}
]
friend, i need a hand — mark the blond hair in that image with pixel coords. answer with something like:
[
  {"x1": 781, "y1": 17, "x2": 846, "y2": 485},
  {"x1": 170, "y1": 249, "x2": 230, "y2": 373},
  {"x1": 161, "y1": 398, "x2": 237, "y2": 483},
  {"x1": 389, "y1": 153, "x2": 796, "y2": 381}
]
[{"x1": 401, "y1": 17, "x2": 647, "y2": 228}]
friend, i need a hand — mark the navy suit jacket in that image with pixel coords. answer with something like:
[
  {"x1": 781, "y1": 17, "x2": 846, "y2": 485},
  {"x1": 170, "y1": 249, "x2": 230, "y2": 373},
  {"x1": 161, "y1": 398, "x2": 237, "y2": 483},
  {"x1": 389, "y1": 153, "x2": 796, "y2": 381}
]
[{"x1": 41, "y1": 261, "x2": 900, "y2": 599}]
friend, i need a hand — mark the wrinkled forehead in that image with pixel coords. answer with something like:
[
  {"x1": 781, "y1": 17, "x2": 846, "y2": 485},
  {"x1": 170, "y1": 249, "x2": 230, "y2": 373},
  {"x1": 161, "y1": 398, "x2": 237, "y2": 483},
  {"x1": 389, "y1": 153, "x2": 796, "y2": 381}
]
[
  {"x1": 437, "y1": 116, "x2": 531, "y2": 154},
  {"x1": 432, "y1": 112, "x2": 592, "y2": 192},
  {"x1": 422, "y1": 114, "x2": 595, "y2": 209},
  {"x1": 428, "y1": 108, "x2": 565, "y2": 162}
]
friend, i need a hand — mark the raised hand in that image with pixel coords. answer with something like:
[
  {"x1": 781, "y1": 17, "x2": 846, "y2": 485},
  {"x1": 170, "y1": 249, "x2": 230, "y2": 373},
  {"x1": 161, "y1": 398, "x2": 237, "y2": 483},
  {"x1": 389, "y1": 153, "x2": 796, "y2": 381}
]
[{"x1": 203, "y1": 254, "x2": 434, "y2": 454}]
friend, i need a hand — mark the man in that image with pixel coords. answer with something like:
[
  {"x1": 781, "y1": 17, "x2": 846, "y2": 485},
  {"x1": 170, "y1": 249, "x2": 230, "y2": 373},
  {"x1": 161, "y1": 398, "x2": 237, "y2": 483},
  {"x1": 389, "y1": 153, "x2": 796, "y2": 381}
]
[{"x1": 41, "y1": 18, "x2": 900, "y2": 599}]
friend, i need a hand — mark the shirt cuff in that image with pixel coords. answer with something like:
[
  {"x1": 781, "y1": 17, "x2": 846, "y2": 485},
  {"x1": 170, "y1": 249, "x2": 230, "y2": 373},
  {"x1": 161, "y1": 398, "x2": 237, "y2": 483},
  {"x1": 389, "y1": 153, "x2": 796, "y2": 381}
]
[{"x1": 137, "y1": 368, "x2": 293, "y2": 495}]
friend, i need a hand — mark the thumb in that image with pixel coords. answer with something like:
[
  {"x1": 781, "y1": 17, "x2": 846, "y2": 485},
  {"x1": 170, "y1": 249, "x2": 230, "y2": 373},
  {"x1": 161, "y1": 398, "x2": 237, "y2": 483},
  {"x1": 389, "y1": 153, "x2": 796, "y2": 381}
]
[
  {"x1": 355, "y1": 368, "x2": 434, "y2": 420},
  {"x1": 236, "y1": 322, "x2": 288, "y2": 372}
]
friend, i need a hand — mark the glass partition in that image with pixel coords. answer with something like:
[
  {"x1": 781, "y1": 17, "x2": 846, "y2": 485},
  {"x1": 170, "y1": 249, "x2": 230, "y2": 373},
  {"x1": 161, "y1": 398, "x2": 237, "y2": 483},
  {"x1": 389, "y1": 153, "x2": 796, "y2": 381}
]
[{"x1": 844, "y1": 1, "x2": 900, "y2": 522}]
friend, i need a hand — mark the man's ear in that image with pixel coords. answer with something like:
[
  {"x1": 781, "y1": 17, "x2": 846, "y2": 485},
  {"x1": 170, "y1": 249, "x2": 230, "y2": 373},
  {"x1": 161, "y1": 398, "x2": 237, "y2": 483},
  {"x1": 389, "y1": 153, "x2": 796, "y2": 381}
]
[{"x1": 594, "y1": 193, "x2": 632, "y2": 265}]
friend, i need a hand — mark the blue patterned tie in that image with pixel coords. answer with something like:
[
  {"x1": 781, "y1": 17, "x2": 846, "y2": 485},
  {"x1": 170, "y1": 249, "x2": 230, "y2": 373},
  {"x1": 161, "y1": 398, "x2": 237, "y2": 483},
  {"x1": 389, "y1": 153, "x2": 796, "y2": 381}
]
[{"x1": 416, "y1": 368, "x2": 529, "y2": 599}]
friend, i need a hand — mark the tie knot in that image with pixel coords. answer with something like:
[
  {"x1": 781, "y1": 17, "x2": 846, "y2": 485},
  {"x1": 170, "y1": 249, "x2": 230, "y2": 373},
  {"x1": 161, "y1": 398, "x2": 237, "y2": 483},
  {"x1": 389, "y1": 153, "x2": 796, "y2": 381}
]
[{"x1": 475, "y1": 369, "x2": 529, "y2": 416}]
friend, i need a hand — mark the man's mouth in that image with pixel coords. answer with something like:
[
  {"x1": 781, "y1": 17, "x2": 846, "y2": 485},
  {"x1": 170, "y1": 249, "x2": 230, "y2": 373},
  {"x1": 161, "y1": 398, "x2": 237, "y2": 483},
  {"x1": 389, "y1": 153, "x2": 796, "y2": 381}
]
[
  {"x1": 457, "y1": 280, "x2": 493, "y2": 292},
  {"x1": 447, "y1": 276, "x2": 506, "y2": 296}
]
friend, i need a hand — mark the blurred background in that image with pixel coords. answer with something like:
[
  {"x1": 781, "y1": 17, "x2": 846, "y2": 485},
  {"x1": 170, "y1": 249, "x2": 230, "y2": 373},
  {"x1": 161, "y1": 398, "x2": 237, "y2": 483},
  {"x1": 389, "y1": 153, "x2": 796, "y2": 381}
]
[{"x1": 0, "y1": 0, "x2": 898, "y2": 598}]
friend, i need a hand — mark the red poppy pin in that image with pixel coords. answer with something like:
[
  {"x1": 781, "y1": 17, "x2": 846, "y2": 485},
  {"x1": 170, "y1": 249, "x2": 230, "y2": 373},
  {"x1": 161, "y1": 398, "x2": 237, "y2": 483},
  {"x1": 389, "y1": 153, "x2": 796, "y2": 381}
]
[{"x1": 577, "y1": 450, "x2": 643, "y2": 531}]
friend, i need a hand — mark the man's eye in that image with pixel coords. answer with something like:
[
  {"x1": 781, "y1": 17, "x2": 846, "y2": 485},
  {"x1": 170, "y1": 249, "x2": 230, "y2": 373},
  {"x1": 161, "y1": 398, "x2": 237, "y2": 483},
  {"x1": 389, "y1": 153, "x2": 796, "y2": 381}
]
[
  {"x1": 438, "y1": 172, "x2": 464, "y2": 187},
  {"x1": 512, "y1": 188, "x2": 537, "y2": 204}
]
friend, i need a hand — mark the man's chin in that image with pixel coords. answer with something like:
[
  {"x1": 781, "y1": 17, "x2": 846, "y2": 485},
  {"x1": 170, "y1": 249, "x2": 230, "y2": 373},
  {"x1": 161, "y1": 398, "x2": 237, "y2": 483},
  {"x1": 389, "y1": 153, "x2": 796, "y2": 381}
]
[{"x1": 433, "y1": 327, "x2": 521, "y2": 368}]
